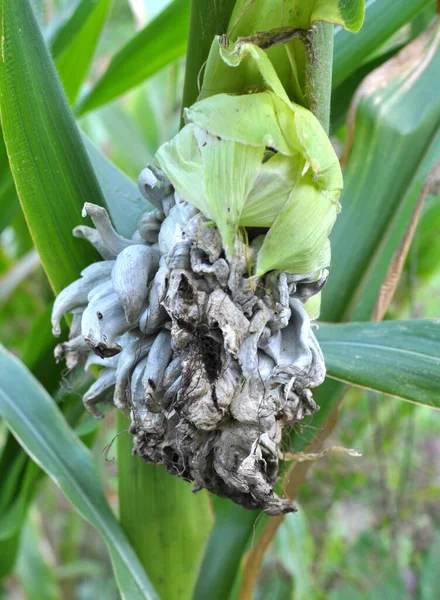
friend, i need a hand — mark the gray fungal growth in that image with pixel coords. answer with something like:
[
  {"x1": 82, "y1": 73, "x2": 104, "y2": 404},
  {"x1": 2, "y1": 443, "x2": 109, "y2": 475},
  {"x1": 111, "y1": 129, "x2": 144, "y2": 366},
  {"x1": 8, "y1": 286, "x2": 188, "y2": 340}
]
[{"x1": 52, "y1": 166, "x2": 327, "y2": 515}]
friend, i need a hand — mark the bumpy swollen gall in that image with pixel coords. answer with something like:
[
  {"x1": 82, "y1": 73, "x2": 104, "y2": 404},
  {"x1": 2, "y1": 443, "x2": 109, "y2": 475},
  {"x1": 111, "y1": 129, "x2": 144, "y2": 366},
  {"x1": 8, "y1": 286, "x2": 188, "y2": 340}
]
[{"x1": 52, "y1": 40, "x2": 343, "y2": 515}]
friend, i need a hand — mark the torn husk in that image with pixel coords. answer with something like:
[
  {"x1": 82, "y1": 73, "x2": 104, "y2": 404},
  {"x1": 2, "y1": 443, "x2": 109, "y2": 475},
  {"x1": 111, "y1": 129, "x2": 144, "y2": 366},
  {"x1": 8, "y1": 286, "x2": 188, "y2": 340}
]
[{"x1": 52, "y1": 40, "x2": 342, "y2": 515}]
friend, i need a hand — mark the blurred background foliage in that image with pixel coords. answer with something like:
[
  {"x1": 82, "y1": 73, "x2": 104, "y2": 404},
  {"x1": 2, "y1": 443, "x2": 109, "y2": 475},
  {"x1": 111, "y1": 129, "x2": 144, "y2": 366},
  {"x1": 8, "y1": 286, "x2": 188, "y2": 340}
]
[{"x1": 0, "y1": 0, "x2": 439, "y2": 598}]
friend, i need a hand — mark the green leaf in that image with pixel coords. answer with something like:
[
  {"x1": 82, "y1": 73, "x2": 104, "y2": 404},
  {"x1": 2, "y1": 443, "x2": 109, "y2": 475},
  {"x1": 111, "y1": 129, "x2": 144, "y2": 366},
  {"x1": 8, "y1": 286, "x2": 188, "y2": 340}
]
[
  {"x1": 0, "y1": 307, "x2": 66, "y2": 579},
  {"x1": 127, "y1": 83, "x2": 162, "y2": 154},
  {"x1": 46, "y1": 0, "x2": 98, "y2": 58},
  {"x1": 0, "y1": 452, "x2": 40, "y2": 542},
  {"x1": 323, "y1": 21, "x2": 440, "y2": 322},
  {"x1": 0, "y1": 345, "x2": 159, "y2": 600},
  {"x1": 0, "y1": 0, "x2": 105, "y2": 293},
  {"x1": 416, "y1": 184, "x2": 440, "y2": 282},
  {"x1": 351, "y1": 127, "x2": 440, "y2": 321},
  {"x1": 55, "y1": 0, "x2": 112, "y2": 104},
  {"x1": 317, "y1": 319, "x2": 440, "y2": 409},
  {"x1": 332, "y1": 0, "x2": 434, "y2": 88},
  {"x1": 76, "y1": 0, "x2": 190, "y2": 116},
  {"x1": 81, "y1": 105, "x2": 154, "y2": 180},
  {"x1": 331, "y1": 45, "x2": 402, "y2": 131},
  {"x1": 256, "y1": 170, "x2": 337, "y2": 275}
]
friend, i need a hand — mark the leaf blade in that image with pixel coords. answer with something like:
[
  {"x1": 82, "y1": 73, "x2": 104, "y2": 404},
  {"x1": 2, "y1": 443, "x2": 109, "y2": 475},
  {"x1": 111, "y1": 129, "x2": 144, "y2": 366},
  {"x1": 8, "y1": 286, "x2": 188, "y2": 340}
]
[
  {"x1": 0, "y1": 0, "x2": 105, "y2": 293},
  {"x1": 332, "y1": 0, "x2": 434, "y2": 88},
  {"x1": 117, "y1": 412, "x2": 214, "y2": 600},
  {"x1": 323, "y1": 22, "x2": 440, "y2": 323},
  {"x1": 312, "y1": 0, "x2": 364, "y2": 32},
  {"x1": 76, "y1": 0, "x2": 190, "y2": 116},
  {"x1": 317, "y1": 319, "x2": 440, "y2": 409},
  {"x1": 55, "y1": 0, "x2": 112, "y2": 104}
]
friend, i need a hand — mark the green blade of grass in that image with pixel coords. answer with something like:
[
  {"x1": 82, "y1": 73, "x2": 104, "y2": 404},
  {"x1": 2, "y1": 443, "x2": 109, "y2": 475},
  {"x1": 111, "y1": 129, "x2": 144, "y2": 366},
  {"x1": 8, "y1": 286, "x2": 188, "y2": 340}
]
[
  {"x1": 76, "y1": 0, "x2": 190, "y2": 116},
  {"x1": 81, "y1": 106, "x2": 154, "y2": 181},
  {"x1": 0, "y1": 345, "x2": 159, "y2": 600},
  {"x1": 193, "y1": 497, "x2": 259, "y2": 600},
  {"x1": 55, "y1": 0, "x2": 112, "y2": 104},
  {"x1": 350, "y1": 127, "x2": 440, "y2": 321},
  {"x1": 323, "y1": 20, "x2": 440, "y2": 323},
  {"x1": 317, "y1": 319, "x2": 440, "y2": 409},
  {"x1": 332, "y1": 0, "x2": 435, "y2": 88},
  {"x1": 0, "y1": 309, "x2": 73, "y2": 581},
  {"x1": 16, "y1": 517, "x2": 61, "y2": 600},
  {"x1": 0, "y1": 0, "x2": 104, "y2": 293},
  {"x1": 46, "y1": 0, "x2": 98, "y2": 57}
]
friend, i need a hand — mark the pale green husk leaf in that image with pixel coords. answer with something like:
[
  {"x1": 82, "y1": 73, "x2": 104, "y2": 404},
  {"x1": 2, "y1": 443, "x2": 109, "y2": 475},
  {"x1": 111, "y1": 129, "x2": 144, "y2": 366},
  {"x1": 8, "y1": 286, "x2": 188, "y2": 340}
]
[{"x1": 155, "y1": 41, "x2": 342, "y2": 275}]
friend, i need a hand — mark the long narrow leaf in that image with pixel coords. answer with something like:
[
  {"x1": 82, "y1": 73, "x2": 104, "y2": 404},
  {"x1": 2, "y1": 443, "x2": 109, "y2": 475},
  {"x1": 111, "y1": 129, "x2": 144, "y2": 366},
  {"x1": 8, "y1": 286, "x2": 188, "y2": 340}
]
[
  {"x1": 55, "y1": 0, "x2": 112, "y2": 104},
  {"x1": 82, "y1": 107, "x2": 153, "y2": 181},
  {"x1": 332, "y1": 0, "x2": 434, "y2": 88},
  {"x1": 47, "y1": 0, "x2": 97, "y2": 57},
  {"x1": 317, "y1": 320, "x2": 440, "y2": 409},
  {"x1": 0, "y1": 346, "x2": 159, "y2": 600},
  {"x1": 16, "y1": 517, "x2": 60, "y2": 600},
  {"x1": 76, "y1": 0, "x2": 190, "y2": 116},
  {"x1": 0, "y1": 0, "x2": 105, "y2": 292},
  {"x1": 355, "y1": 129, "x2": 440, "y2": 321},
  {"x1": 193, "y1": 498, "x2": 258, "y2": 600},
  {"x1": 323, "y1": 21, "x2": 440, "y2": 322}
]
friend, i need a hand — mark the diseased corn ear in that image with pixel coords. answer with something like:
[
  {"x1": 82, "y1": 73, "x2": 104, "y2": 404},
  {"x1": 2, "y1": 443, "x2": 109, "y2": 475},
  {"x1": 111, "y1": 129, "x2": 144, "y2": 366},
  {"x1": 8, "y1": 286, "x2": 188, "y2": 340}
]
[
  {"x1": 52, "y1": 183, "x2": 328, "y2": 514},
  {"x1": 51, "y1": 25, "x2": 347, "y2": 515}
]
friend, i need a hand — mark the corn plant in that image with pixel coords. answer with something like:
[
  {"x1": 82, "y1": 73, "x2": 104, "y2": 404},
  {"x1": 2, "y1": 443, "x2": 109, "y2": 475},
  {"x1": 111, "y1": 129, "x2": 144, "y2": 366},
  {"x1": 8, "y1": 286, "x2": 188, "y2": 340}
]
[{"x1": 0, "y1": 0, "x2": 439, "y2": 598}]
